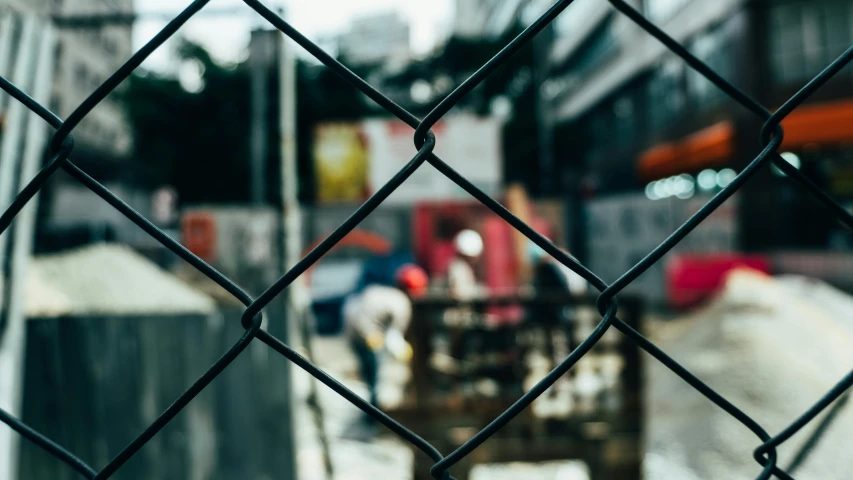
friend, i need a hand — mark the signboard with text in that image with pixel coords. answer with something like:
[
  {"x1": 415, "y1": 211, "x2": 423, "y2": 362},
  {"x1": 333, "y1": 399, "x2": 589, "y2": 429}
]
[{"x1": 314, "y1": 114, "x2": 503, "y2": 205}]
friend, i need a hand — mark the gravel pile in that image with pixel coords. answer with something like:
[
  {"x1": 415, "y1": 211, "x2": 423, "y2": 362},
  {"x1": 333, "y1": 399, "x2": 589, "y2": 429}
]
[
  {"x1": 25, "y1": 244, "x2": 216, "y2": 317},
  {"x1": 645, "y1": 269, "x2": 853, "y2": 479}
]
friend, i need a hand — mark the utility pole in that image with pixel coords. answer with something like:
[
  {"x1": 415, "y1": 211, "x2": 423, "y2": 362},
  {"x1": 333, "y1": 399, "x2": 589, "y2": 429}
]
[
  {"x1": 276, "y1": 22, "x2": 334, "y2": 479},
  {"x1": 279, "y1": 26, "x2": 300, "y2": 280},
  {"x1": 249, "y1": 30, "x2": 275, "y2": 205},
  {"x1": 245, "y1": 23, "x2": 299, "y2": 479}
]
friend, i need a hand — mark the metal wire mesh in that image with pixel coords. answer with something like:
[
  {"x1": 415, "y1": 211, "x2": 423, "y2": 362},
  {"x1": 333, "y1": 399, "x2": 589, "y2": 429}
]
[{"x1": 1, "y1": 0, "x2": 853, "y2": 478}]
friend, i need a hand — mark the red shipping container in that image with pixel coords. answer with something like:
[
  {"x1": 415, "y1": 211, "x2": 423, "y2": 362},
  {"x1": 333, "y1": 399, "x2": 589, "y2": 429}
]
[{"x1": 666, "y1": 253, "x2": 771, "y2": 310}]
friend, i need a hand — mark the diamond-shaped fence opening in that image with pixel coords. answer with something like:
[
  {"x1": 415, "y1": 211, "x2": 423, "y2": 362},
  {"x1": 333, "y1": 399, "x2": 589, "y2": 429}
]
[{"x1": 0, "y1": 0, "x2": 852, "y2": 478}]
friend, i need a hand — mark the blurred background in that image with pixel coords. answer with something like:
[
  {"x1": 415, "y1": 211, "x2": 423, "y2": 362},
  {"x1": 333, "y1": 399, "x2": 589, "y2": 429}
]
[{"x1": 1, "y1": 0, "x2": 853, "y2": 478}]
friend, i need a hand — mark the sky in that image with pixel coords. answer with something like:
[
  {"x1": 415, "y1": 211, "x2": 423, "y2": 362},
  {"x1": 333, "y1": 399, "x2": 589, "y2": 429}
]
[{"x1": 133, "y1": 0, "x2": 455, "y2": 72}]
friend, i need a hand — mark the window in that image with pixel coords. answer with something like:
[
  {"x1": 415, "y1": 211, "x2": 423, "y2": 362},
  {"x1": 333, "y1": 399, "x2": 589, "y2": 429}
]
[
  {"x1": 553, "y1": 0, "x2": 600, "y2": 38},
  {"x1": 686, "y1": 18, "x2": 738, "y2": 108},
  {"x1": 584, "y1": 107, "x2": 612, "y2": 167},
  {"x1": 611, "y1": 93, "x2": 637, "y2": 147},
  {"x1": 769, "y1": 1, "x2": 853, "y2": 83},
  {"x1": 647, "y1": 56, "x2": 685, "y2": 133},
  {"x1": 560, "y1": 16, "x2": 619, "y2": 80}
]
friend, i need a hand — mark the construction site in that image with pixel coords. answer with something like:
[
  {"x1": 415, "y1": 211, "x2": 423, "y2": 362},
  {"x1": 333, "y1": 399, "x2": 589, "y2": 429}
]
[{"x1": 2, "y1": 0, "x2": 853, "y2": 479}]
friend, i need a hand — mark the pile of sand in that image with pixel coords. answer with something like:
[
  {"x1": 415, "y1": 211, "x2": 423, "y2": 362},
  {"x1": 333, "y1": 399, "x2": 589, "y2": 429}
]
[
  {"x1": 25, "y1": 244, "x2": 215, "y2": 317},
  {"x1": 645, "y1": 269, "x2": 853, "y2": 479}
]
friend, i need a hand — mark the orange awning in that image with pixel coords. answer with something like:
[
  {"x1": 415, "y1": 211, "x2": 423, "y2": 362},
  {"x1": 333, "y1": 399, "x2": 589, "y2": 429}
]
[
  {"x1": 779, "y1": 100, "x2": 853, "y2": 149},
  {"x1": 638, "y1": 121, "x2": 735, "y2": 181}
]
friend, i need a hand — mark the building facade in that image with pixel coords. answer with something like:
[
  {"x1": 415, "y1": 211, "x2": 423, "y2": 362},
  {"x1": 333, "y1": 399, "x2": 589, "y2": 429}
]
[
  {"x1": 337, "y1": 12, "x2": 411, "y2": 66},
  {"x1": 6, "y1": 0, "x2": 133, "y2": 160},
  {"x1": 2, "y1": 0, "x2": 145, "y2": 252},
  {"x1": 454, "y1": 0, "x2": 538, "y2": 40},
  {"x1": 445, "y1": 0, "x2": 853, "y2": 296},
  {"x1": 543, "y1": 0, "x2": 853, "y2": 254}
]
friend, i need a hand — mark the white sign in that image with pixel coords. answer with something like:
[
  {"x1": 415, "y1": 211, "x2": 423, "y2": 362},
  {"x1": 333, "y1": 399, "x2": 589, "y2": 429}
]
[
  {"x1": 362, "y1": 113, "x2": 503, "y2": 204},
  {"x1": 243, "y1": 221, "x2": 273, "y2": 266},
  {"x1": 152, "y1": 186, "x2": 177, "y2": 225}
]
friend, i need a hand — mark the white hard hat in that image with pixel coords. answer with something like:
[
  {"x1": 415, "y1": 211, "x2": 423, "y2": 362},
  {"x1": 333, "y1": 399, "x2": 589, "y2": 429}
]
[{"x1": 454, "y1": 229, "x2": 483, "y2": 257}]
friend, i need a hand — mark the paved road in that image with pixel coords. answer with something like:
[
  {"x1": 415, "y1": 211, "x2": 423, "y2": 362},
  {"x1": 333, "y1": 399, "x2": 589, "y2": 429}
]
[{"x1": 293, "y1": 336, "x2": 414, "y2": 480}]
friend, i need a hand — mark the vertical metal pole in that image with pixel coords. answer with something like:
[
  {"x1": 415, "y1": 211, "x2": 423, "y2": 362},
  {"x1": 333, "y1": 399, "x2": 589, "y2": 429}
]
[
  {"x1": 0, "y1": 12, "x2": 37, "y2": 351},
  {"x1": 0, "y1": 16, "x2": 54, "y2": 480},
  {"x1": 278, "y1": 21, "x2": 300, "y2": 480},
  {"x1": 249, "y1": 30, "x2": 270, "y2": 205},
  {"x1": 0, "y1": 16, "x2": 37, "y2": 278},
  {"x1": 280, "y1": 35, "x2": 299, "y2": 276}
]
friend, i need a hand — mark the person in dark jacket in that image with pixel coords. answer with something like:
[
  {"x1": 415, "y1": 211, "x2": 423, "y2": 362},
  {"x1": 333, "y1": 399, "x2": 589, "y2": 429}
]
[{"x1": 528, "y1": 240, "x2": 576, "y2": 353}]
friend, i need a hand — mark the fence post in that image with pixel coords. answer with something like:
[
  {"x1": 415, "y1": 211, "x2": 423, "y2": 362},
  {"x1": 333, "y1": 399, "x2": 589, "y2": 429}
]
[
  {"x1": 278, "y1": 19, "x2": 300, "y2": 479},
  {"x1": 249, "y1": 29, "x2": 273, "y2": 205}
]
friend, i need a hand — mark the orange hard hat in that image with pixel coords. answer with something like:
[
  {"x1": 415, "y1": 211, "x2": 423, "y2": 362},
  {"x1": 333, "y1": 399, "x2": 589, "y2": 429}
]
[{"x1": 395, "y1": 264, "x2": 429, "y2": 296}]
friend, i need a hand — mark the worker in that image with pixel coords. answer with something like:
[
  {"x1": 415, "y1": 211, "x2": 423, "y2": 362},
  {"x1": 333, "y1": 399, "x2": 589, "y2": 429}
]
[
  {"x1": 342, "y1": 263, "x2": 428, "y2": 436},
  {"x1": 447, "y1": 229, "x2": 484, "y2": 300},
  {"x1": 528, "y1": 240, "x2": 578, "y2": 350},
  {"x1": 353, "y1": 250, "x2": 417, "y2": 295}
]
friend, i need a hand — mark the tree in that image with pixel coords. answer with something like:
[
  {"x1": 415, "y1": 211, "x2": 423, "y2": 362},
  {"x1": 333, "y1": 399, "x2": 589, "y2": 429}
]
[
  {"x1": 378, "y1": 23, "x2": 541, "y2": 193},
  {"x1": 123, "y1": 25, "x2": 543, "y2": 205},
  {"x1": 123, "y1": 41, "x2": 252, "y2": 204}
]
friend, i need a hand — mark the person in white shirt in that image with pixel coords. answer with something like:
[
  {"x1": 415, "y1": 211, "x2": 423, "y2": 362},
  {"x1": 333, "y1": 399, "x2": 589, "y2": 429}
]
[
  {"x1": 447, "y1": 229, "x2": 484, "y2": 300},
  {"x1": 343, "y1": 264, "x2": 428, "y2": 411}
]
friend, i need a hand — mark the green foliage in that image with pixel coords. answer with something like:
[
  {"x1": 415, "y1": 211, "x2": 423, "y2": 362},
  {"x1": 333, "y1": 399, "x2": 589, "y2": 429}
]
[
  {"x1": 124, "y1": 25, "x2": 541, "y2": 204},
  {"x1": 123, "y1": 40, "x2": 252, "y2": 203}
]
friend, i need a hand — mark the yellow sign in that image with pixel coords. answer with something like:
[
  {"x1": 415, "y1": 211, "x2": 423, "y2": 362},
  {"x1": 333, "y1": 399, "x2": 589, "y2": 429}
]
[{"x1": 314, "y1": 124, "x2": 369, "y2": 204}]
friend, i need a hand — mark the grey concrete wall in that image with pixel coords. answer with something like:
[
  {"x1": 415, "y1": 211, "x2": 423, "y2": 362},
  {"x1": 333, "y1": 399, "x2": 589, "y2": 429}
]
[
  {"x1": 19, "y1": 313, "x2": 221, "y2": 480},
  {"x1": 18, "y1": 309, "x2": 295, "y2": 480}
]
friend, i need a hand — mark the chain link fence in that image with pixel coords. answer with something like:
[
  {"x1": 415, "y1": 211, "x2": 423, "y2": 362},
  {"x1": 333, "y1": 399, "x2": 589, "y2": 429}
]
[{"x1": 1, "y1": 0, "x2": 852, "y2": 478}]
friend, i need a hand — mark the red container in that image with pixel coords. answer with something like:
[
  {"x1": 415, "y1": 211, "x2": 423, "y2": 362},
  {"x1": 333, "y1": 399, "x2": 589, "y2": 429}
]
[
  {"x1": 182, "y1": 211, "x2": 217, "y2": 262},
  {"x1": 666, "y1": 253, "x2": 771, "y2": 310}
]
